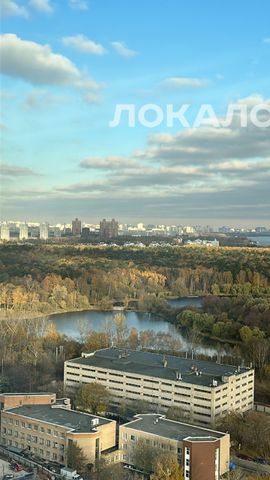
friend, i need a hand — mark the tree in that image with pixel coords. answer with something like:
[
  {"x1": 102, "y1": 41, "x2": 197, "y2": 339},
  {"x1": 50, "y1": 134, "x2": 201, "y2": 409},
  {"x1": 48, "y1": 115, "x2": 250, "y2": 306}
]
[
  {"x1": 151, "y1": 452, "x2": 184, "y2": 480},
  {"x1": 132, "y1": 439, "x2": 159, "y2": 473},
  {"x1": 166, "y1": 406, "x2": 188, "y2": 423},
  {"x1": 75, "y1": 382, "x2": 109, "y2": 414},
  {"x1": 97, "y1": 463, "x2": 126, "y2": 480},
  {"x1": 67, "y1": 441, "x2": 87, "y2": 472}
]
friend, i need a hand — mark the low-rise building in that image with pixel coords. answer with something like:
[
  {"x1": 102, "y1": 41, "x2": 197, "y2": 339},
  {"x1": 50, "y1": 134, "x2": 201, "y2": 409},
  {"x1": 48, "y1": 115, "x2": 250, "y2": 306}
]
[
  {"x1": 64, "y1": 347, "x2": 254, "y2": 425},
  {"x1": 0, "y1": 393, "x2": 56, "y2": 411},
  {"x1": 0, "y1": 397, "x2": 116, "y2": 466},
  {"x1": 120, "y1": 414, "x2": 230, "y2": 480}
]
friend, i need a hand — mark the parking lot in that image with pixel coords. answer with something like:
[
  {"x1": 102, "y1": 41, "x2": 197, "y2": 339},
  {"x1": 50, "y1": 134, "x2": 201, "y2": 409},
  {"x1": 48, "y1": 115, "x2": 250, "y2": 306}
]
[{"x1": 0, "y1": 458, "x2": 28, "y2": 480}]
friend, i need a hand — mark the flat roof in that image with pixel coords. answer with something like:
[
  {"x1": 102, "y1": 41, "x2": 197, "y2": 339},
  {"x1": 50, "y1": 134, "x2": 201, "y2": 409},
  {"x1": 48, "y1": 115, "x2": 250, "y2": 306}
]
[
  {"x1": 5, "y1": 405, "x2": 112, "y2": 433},
  {"x1": 122, "y1": 414, "x2": 227, "y2": 442},
  {"x1": 67, "y1": 347, "x2": 251, "y2": 387},
  {"x1": 0, "y1": 393, "x2": 54, "y2": 396}
]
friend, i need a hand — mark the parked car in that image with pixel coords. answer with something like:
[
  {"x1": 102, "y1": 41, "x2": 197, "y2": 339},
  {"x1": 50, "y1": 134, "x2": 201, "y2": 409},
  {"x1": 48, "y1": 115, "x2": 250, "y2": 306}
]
[
  {"x1": 255, "y1": 457, "x2": 268, "y2": 465},
  {"x1": 3, "y1": 475, "x2": 14, "y2": 480},
  {"x1": 237, "y1": 453, "x2": 255, "y2": 462}
]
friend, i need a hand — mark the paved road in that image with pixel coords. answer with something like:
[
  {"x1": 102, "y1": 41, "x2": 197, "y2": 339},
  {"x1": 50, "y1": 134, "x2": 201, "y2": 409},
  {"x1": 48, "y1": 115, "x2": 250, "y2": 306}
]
[{"x1": 232, "y1": 457, "x2": 270, "y2": 477}]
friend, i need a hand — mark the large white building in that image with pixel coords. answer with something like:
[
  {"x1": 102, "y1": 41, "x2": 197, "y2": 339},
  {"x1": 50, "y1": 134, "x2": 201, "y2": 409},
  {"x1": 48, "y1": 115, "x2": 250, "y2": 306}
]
[
  {"x1": 19, "y1": 223, "x2": 28, "y2": 240},
  {"x1": 0, "y1": 223, "x2": 10, "y2": 241},
  {"x1": 40, "y1": 223, "x2": 49, "y2": 240},
  {"x1": 64, "y1": 348, "x2": 254, "y2": 426}
]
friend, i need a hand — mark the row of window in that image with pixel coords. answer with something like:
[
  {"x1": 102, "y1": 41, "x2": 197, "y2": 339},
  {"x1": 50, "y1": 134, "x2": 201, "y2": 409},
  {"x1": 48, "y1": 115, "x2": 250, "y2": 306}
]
[{"x1": 1, "y1": 439, "x2": 64, "y2": 462}]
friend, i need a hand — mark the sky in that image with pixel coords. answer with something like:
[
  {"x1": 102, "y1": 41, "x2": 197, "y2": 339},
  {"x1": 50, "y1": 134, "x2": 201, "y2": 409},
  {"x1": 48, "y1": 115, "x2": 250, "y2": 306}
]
[{"x1": 0, "y1": 0, "x2": 270, "y2": 227}]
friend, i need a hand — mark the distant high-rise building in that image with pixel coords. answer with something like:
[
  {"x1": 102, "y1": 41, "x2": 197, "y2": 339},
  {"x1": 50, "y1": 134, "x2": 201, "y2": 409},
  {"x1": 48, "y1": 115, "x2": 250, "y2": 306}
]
[
  {"x1": 19, "y1": 223, "x2": 28, "y2": 240},
  {"x1": 183, "y1": 226, "x2": 195, "y2": 234},
  {"x1": 0, "y1": 223, "x2": 10, "y2": 241},
  {"x1": 40, "y1": 223, "x2": 49, "y2": 240},
  {"x1": 99, "y1": 218, "x2": 119, "y2": 241},
  {"x1": 72, "y1": 218, "x2": 82, "y2": 236}
]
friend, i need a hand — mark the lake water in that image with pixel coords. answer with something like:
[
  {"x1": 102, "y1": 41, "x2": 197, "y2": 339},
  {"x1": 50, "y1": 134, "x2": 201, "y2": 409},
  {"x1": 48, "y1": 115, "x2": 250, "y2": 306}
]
[
  {"x1": 51, "y1": 297, "x2": 223, "y2": 356},
  {"x1": 246, "y1": 235, "x2": 270, "y2": 246}
]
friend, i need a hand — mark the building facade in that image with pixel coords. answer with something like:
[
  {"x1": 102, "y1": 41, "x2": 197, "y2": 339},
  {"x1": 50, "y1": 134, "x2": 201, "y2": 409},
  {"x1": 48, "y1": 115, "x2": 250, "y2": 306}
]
[
  {"x1": 39, "y1": 223, "x2": 49, "y2": 240},
  {"x1": 0, "y1": 393, "x2": 56, "y2": 411},
  {"x1": 0, "y1": 224, "x2": 10, "y2": 241},
  {"x1": 72, "y1": 218, "x2": 82, "y2": 236},
  {"x1": 19, "y1": 223, "x2": 28, "y2": 240},
  {"x1": 99, "y1": 219, "x2": 118, "y2": 241},
  {"x1": 120, "y1": 414, "x2": 230, "y2": 480},
  {"x1": 64, "y1": 348, "x2": 254, "y2": 426},
  {"x1": 0, "y1": 396, "x2": 116, "y2": 466}
]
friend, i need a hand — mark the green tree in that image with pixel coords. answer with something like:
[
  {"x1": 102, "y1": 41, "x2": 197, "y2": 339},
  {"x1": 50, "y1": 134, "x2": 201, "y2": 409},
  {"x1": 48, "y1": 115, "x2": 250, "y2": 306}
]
[
  {"x1": 67, "y1": 441, "x2": 87, "y2": 472},
  {"x1": 75, "y1": 382, "x2": 109, "y2": 414},
  {"x1": 151, "y1": 452, "x2": 184, "y2": 480},
  {"x1": 131, "y1": 439, "x2": 159, "y2": 472}
]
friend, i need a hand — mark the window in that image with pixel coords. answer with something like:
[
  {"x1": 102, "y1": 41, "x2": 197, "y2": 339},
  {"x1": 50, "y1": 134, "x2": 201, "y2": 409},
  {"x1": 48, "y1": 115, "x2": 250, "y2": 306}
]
[
  {"x1": 47, "y1": 429, "x2": 51, "y2": 435},
  {"x1": 27, "y1": 424, "x2": 32, "y2": 429},
  {"x1": 46, "y1": 440, "x2": 51, "y2": 447},
  {"x1": 15, "y1": 420, "x2": 19, "y2": 426},
  {"x1": 54, "y1": 430, "x2": 58, "y2": 437},
  {"x1": 22, "y1": 422, "x2": 25, "y2": 428},
  {"x1": 130, "y1": 435, "x2": 137, "y2": 441}
]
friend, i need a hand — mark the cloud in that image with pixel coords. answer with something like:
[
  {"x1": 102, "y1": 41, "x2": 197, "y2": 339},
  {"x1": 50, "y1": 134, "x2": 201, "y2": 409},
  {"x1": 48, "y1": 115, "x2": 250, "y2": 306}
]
[
  {"x1": 68, "y1": 0, "x2": 88, "y2": 10},
  {"x1": 62, "y1": 34, "x2": 106, "y2": 55},
  {"x1": 262, "y1": 38, "x2": 270, "y2": 44},
  {"x1": 23, "y1": 89, "x2": 68, "y2": 109},
  {"x1": 29, "y1": 0, "x2": 53, "y2": 13},
  {"x1": 1, "y1": 0, "x2": 28, "y2": 17},
  {"x1": 144, "y1": 95, "x2": 270, "y2": 165},
  {"x1": 0, "y1": 34, "x2": 100, "y2": 93},
  {"x1": 163, "y1": 77, "x2": 208, "y2": 89},
  {"x1": 0, "y1": 164, "x2": 37, "y2": 176},
  {"x1": 79, "y1": 156, "x2": 141, "y2": 170},
  {"x1": 111, "y1": 41, "x2": 137, "y2": 58}
]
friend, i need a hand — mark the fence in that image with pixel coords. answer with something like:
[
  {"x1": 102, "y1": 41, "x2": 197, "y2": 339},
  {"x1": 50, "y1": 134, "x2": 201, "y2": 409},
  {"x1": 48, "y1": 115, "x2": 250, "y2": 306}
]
[{"x1": 0, "y1": 445, "x2": 62, "y2": 479}]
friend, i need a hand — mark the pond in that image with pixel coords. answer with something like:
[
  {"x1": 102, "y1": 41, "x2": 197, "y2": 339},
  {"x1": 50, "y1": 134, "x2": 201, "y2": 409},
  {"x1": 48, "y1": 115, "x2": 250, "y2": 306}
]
[{"x1": 51, "y1": 297, "x2": 226, "y2": 356}]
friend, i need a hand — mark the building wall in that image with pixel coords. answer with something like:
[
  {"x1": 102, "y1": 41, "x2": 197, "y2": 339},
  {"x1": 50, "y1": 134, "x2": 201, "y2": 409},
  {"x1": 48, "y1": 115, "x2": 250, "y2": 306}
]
[
  {"x1": 64, "y1": 360, "x2": 254, "y2": 425},
  {"x1": 219, "y1": 434, "x2": 230, "y2": 475},
  {"x1": 0, "y1": 410, "x2": 68, "y2": 464},
  {"x1": 0, "y1": 394, "x2": 56, "y2": 411},
  {"x1": 119, "y1": 424, "x2": 180, "y2": 465},
  {"x1": 183, "y1": 438, "x2": 219, "y2": 480},
  {"x1": 119, "y1": 422, "x2": 229, "y2": 480},
  {"x1": 0, "y1": 409, "x2": 116, "y2": 466}
]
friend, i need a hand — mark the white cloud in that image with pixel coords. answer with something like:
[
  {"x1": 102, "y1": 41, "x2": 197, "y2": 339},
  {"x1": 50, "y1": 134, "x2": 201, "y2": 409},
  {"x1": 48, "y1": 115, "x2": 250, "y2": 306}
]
[
  {"x1": 23, "y1": 89, "x2": 68, "y2": 109},
  {"x1": 262, "y1": 37, "x2": 270, "y2": 44},
  {"x1": 0, "y1": 34, "x2": 100, "y2": 92},
  {"x1": 163, "y1": 77, "x2": 208, "y2": 89},
  {"x1": 111, "y1": 41, "x2": 137, "y2": 58},
  {"x1": 1, "y1": 163, "x2": 37, "y2": 176},
  {"x1": 1, "y1": 0, "x2": 28, "y2": 17},
  {"x1": 68, "y1": 0, "x2": 88, "y2": 10},
  {"x1": 79, "y1": 156, "x2": 141, "y2": 169},
  {"x1": 62, "y1": 35, "x2": 106, "y2": 55},
  {"x1": 29, "y1": 0, "x2": 53, "y2": 13}
]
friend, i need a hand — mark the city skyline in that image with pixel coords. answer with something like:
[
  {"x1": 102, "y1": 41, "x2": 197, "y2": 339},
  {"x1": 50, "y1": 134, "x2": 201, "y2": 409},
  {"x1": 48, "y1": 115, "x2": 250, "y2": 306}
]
[{"x1": 1, "y1": 0, "x2": 270, "y2": 224}]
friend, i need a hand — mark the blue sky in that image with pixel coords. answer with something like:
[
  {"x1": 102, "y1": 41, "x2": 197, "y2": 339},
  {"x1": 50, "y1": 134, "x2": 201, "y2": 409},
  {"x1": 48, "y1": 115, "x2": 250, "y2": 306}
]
[{"x1": 1, "y1": 0, "x2": 270, "y2": 225}]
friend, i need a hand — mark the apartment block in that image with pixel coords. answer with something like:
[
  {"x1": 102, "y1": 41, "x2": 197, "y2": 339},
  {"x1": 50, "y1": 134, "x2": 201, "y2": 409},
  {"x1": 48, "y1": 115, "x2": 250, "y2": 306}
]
[
  {"x1": 0, "y1": 396, "x2": 116, "y2": 466},
  {"x1": 64, "y1": 348, "x2": 254, "y2": 425},
  {"x1": 120, "y1": 414, "x2": 230, "y2": 480}
]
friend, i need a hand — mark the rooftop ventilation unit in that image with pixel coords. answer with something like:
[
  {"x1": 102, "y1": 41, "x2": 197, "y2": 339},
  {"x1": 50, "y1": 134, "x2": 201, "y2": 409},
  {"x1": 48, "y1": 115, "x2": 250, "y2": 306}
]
[{"x1": 91, "y1": 418, "x2": 99, "y2": 427}]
